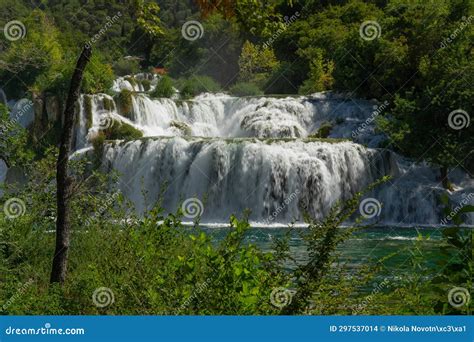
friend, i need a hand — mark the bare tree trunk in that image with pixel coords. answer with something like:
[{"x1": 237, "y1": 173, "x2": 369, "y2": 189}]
[
  {"x1": 440, "y1": 166, "x2": 450, "y2": 190},
  {"x1": 50, "y1": 45, "x2": 92, "y2": 284}
]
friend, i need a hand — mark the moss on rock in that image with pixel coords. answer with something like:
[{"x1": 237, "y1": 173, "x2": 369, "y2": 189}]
[{"x1": 116, "y1": 89, "x2": 133, "y2": 119}]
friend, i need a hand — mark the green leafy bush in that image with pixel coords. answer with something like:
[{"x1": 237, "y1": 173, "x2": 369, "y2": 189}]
[
  {"x1": 178, "y1": 76, "x2": 220, "y2": 98},
  {"x1": 101, "y1": 120, "x2": 143, "y2": 140},
  {"x1": 229, "y1": 82, "x2": 263, "y2": 97},
  {"x1": 81, "y1": 55, "x2": 115, "y2": 94},
  {"x1": 309, "y1": 122, "x2": 332, "y2": 139},
  {"x1": 113, "y1": 58, "x2": 141, "y2": 77},
  {"x1": 141, "y1": 79, "x2": 151, "y2": 92},
  {"x1": 151, "y1": 76, "x2": 175, "y2": 98},
  {"x1": 116, "y1": 89, "x2": 133, "y2": 118},
  {"x1": 43, "y1": 54, "x2": 114, "y2": 96}
]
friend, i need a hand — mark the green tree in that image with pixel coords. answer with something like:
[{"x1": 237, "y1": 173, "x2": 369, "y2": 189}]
[
  {"x1": 0, "y1": 10, "x2": 63, "y2": 98},
  {"x1": 238, "y1": 41, "x2": 279, "y2": 87}
]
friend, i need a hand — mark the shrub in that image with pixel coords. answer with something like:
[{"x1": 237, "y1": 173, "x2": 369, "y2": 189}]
[
  {"x1": 84, "y1": 95, "x2": 93, "y2": 129},
  {"x1": 113, "y1": 58, "x2": 141, "y2": 77},
  {"x1": 81, "y1": 55, "x2": 115, "y2": 94},
  {"x1": 309, "y1": 122, "x2": 332, "y2": 139},
  {"x1": 178, "y1": 76, "x2": 220, "y2": 98},
  {"x1": 169, "y1": 120, "x2": 192, "y2": 136},
  {"x1": 151, "y1": 76, "x2": 175, "y2": 98},
  {"x1": 116, "y1": 89, "x2": 133, "y2": 118},
  {"x1": 48, "y1": 55, "x2": 115, "y2": 96},
  {"x1": 102, "y1": 97, "x2": 115, "y2": 112},
  {"x1": 229, "y1": 82, "x2": 263, "y2": 97},
  {"x1": 102, "y1": 120, "x2": 143, "y2": 140},
  {"x1": 91, "y1": 131, "x2": 106, "y2": 165},
  {"x1": 125, "y1": 76, "x2": 138, "y2": 88},
  {"x1": 141, "y1": 79, "x2": 151, "y2": 92}
]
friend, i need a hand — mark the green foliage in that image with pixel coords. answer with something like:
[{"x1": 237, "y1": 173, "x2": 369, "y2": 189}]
[
  {"x1": 298, "y1": 49, "x2": 334, "y2": 94},
  {"x1": 229, "y1": 82, "x2": 263, "y2": 97},
  {"x1": 113, "y1": 58, "x2": 141, "y2": 77},
  {"x1": 82, "y1": 56, "x2": 115, "y2": 94},
  {"x1": 141, "y1": 79, "x2": 151, "y2": 92},
  {"x1": 309, "y1": 122, "x2": 333, "y2": 139},
  {"x1": 134, "y1": 0, "x2": 164, "y2": 37},
  {"x1": 0, "y1": 104, "x2": 34, "y2": 167},
  {"x1": 0, "y1": 10, "x2": 64, "y2": 98},
  {"x1": 84, "y1": 95, "x2": 93, "y2": 129},
  {"x1": 102, "y1": 97, "x2": 115, "y2": 112},
  {"x1": 169, "y1": 121, "x2": 192, "y2": 136},
  {"x1": 40, "y1": 54, "x2": 114, "y2": 96},
  {"x1": 101, "y1": 120, "x2": 143, "y2": 140},
  {"x1": 178, "y1": 76, "x2": 221, "y2": 99},
  {"x1": 238, "y1": 41, "x2": 279, "y2": 87},
  {"x1": 116, "y1": 89, "x2": 133, "y2": 118},
  {"x1": 151, "y1": 76, "x2": 175, "y2": 98},
  {"x1": 91, "y1": 131, "x2": 106, "y2": 164},
  {"x1": 151, "y1": 13, "x2": 241, "y2": 86},
  {"x1": 366, "y1": 200, "x2": 474, "y2": 315}
]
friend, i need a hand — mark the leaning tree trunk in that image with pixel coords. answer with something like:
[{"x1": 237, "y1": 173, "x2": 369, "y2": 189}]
[
  {"x1": 440, "y1": 166, "x2": 450, "y2": 190},
  {"x1": 50, "y1": 45, "x2": 92, "y2": 284}
]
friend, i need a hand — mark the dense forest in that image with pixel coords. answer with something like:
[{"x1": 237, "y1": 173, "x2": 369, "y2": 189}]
[{"x1": 0, "y1": 0, "x2": 473, "y2": 315}]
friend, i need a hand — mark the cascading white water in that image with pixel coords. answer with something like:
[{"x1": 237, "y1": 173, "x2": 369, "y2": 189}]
[
  {"x1": 102, "y1": 138, "x2": 397, "y2": 223},
  {"x1": 0, "y1": 160, "x2": 7, "y2": 197},
  {"x1": 75, "y1": 91, "x2": 474, "y2": 226}
]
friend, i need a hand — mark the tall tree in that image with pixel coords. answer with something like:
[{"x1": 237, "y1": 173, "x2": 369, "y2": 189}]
[{"x1": 50, "y1": 45, "x2": 92, "y2": 284}]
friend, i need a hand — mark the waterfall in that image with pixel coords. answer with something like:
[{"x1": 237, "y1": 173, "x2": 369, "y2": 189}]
[
  {"x1": 0, "y1": 88, "x2": 7, "y2": 105},
  {"x1": 75, "y1": 91, "x2": 474, "y2": 226},
  {"x1": 102, "y1": 138, "x2": 396, "y2": 223},
  {"x1": 0, "y1": 159, "x2": 7, "y2": 197}
]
